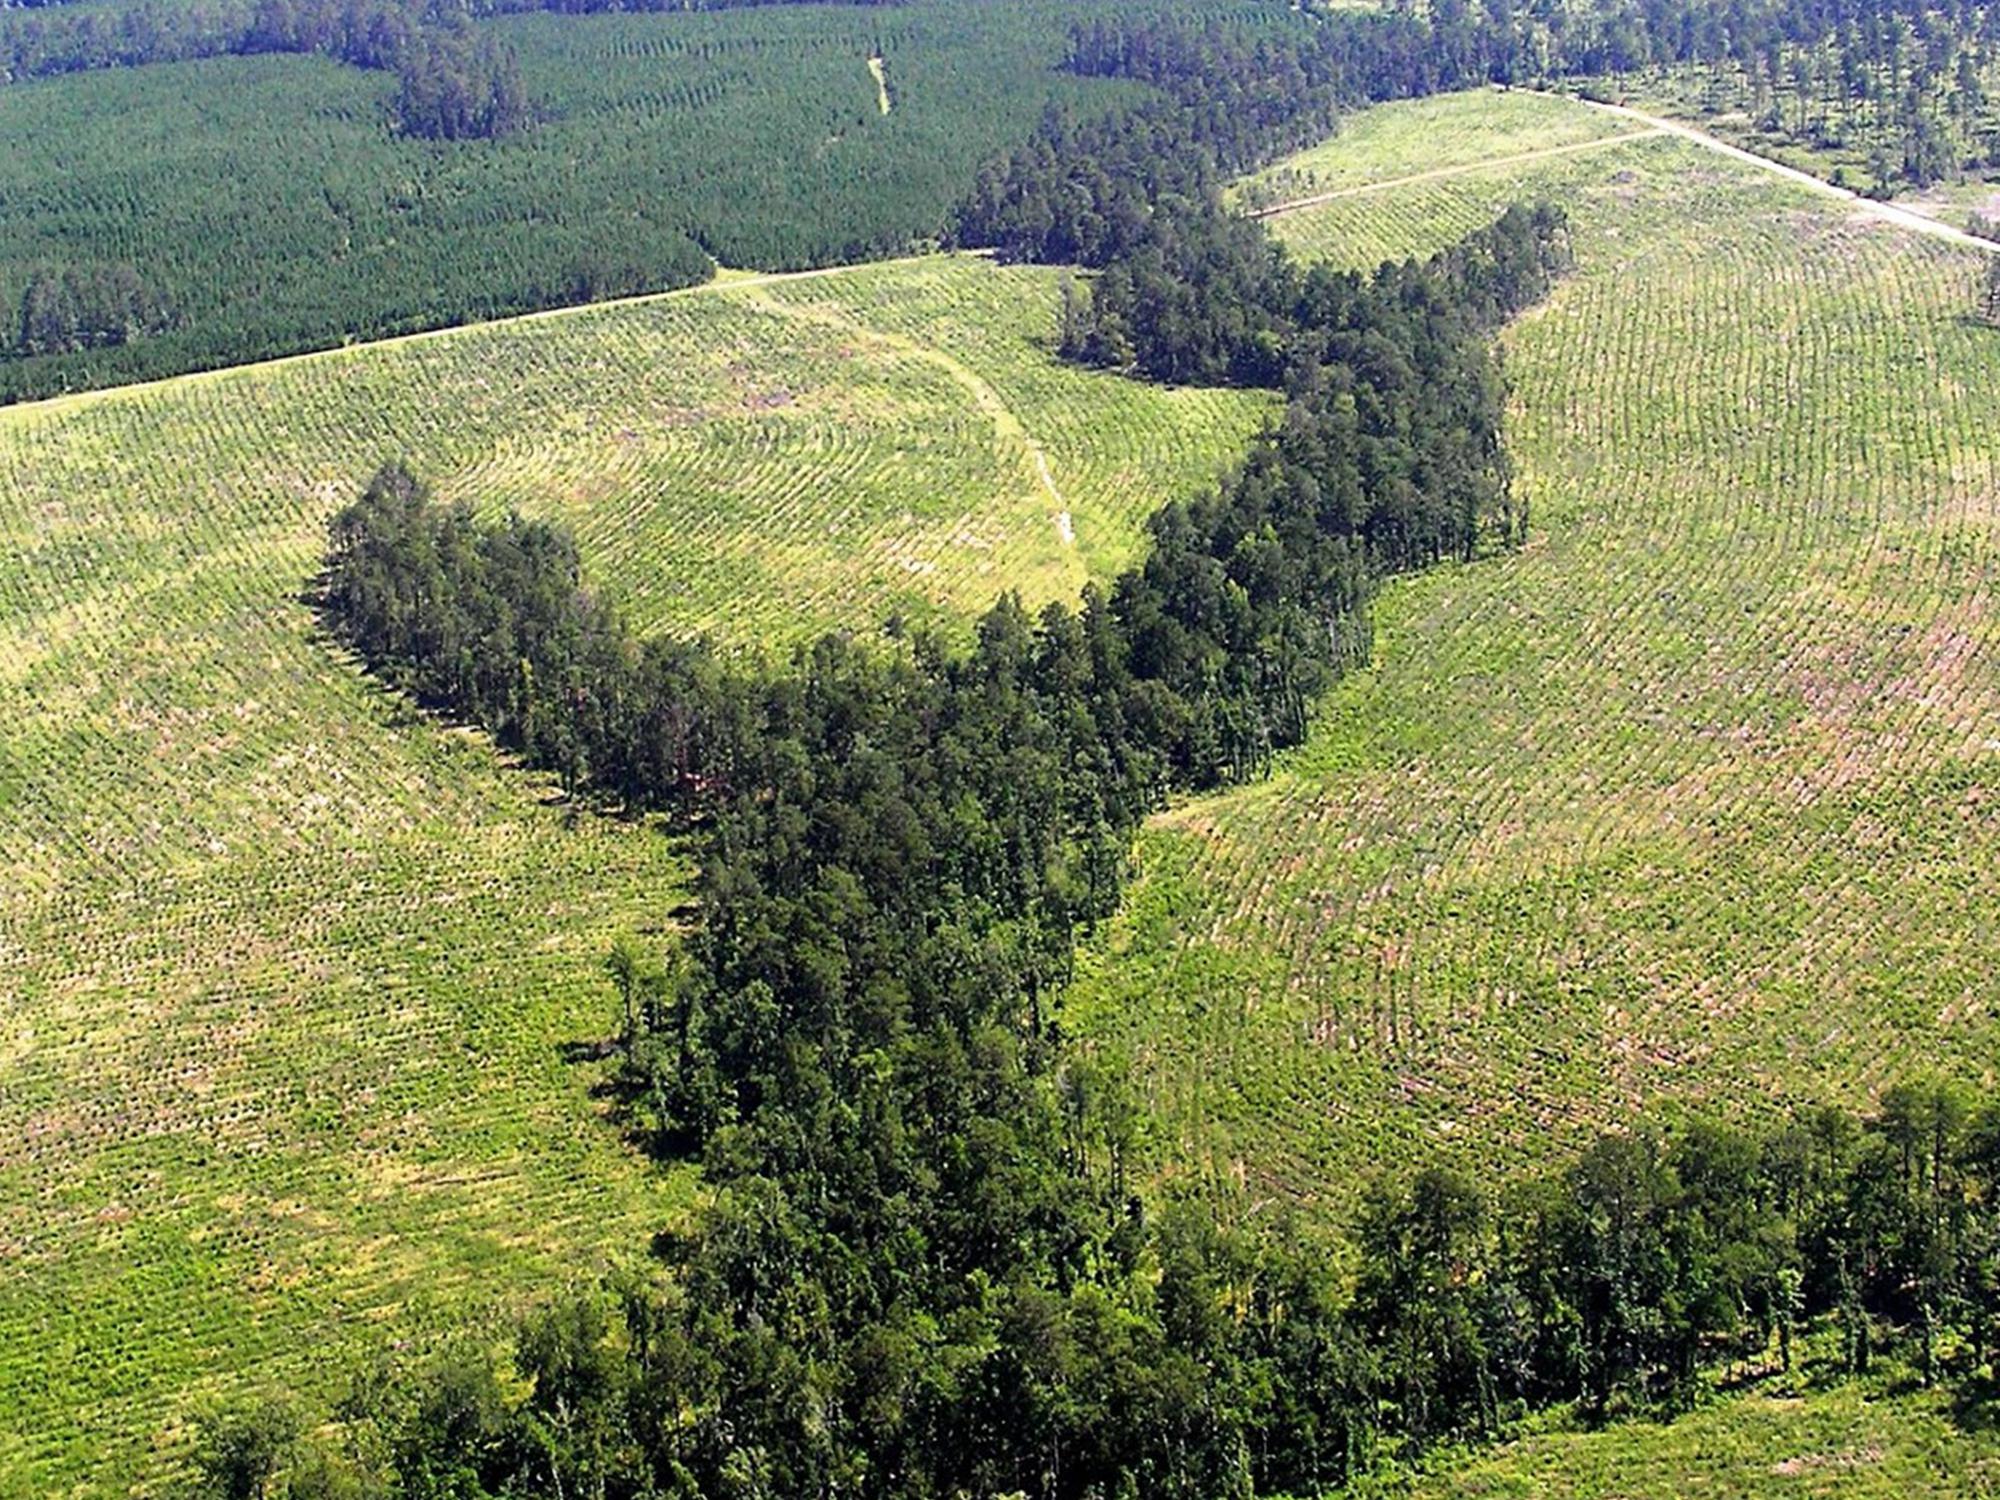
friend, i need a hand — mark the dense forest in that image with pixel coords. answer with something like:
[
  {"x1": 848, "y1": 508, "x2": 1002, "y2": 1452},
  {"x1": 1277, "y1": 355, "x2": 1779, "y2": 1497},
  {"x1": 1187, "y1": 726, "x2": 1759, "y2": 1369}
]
[
  {"x1": 193, "y1": 1080, "x2": 2000, "y2": 1497},
  {"x1": 5, "y1": 0, "x2": 1996, "y2": 400},
  {"x1": 283, "y1": 201, "x2": 1561, "y2": 1500},
  {"x1": 0, "y1": 0, "x2": 1167, "y2": 399}
]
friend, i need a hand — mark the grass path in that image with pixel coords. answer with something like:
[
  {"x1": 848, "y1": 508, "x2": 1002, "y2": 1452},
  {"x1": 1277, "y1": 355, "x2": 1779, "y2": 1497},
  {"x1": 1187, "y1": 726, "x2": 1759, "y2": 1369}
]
[
  {"x1": 1562, "y1": 94, "x2": 2000, "y2": 255},
  {"x1": 732, "y1": 282, "x2": 1072, "y2": 543},
  {"x1": 1248, "y1": 127, "x2": 1661, "y2": 218}
]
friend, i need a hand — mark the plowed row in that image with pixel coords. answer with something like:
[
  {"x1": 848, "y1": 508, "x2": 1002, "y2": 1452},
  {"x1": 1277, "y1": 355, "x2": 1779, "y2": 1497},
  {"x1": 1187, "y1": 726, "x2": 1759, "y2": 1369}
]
[
  {"x1": 1070, "y1": 107, "x2": 2000, "y2": 1211},
  {"x1": 0, "y1": 255, "x2": 1266, "y2": 1493}
]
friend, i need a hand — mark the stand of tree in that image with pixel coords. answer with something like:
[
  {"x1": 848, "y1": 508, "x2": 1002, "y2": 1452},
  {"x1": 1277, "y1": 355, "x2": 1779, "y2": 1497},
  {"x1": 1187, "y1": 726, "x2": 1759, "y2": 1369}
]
[
  {"x1": 192, "y1": 1074, "x2": 2000, "y2": 1499},
  {"x1": 189, "y1": 14, "x2": 2000, "y2": 1496},
  {"x1": 12, "y1": 263, "x2": 173, "y2": 357},
  {"x1": 292, "y1": 172, "x2": 1565, "y2": 1498}
]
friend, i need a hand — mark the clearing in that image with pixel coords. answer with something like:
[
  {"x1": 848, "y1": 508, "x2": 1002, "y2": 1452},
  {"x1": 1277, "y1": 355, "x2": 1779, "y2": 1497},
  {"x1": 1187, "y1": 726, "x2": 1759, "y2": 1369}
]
[{"x1": 1071, "y1": 89, "x2": 2000, "y2": 1209}]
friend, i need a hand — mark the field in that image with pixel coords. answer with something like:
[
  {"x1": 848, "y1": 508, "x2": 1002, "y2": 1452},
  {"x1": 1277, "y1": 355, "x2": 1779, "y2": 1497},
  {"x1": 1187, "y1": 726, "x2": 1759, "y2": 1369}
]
[
  {"x1": 1230, "y1": 87, "x2": 1643, "y2": 210},
  {"x1": 1357, "y1": 1379, "x2": 2000, "y2": 1497},
  {"x1": 1069, "y1": 91, "x2": 2000, "y2": 1205},
  {"x1": 0, "y1": 254, "x2": 1267, "y2": 1494}
]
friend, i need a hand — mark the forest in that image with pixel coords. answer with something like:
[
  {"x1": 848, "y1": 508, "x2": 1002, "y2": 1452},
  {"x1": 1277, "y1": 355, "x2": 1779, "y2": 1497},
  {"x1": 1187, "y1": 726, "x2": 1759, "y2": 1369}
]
[
  {"x1": 0, "y1": 0, "x2": 1203, "y2": 400},
  {"x1": 233, "y1": 173, "x2": 2000, "y2": 1484},
  {"x1": 282, "y1": 211, "x2": 1560, "y2": 1498},
  {"x1": 181, "y1": 12, "x2": 2000, "y2": 1491},
  {"x1": 254, "y1": 20, "x2": 1601, "y2": 1485}
]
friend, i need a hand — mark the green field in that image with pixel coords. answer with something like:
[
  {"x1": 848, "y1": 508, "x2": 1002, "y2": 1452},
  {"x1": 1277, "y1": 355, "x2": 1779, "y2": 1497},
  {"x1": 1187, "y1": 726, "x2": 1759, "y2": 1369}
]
[
  {"x1": 13, "y1": 68, "x2": 2000, "y2": 1499},
  {"x1": 1358, "y1": 1378, "x2": 2000, "y2": 1498},
  {"x1": 1070, "y1": 91, "x2": 2000, "y2": 1205},
  {"x1": 1231, "y1": 86, "x2": 1643, "y2": 209},
  {"x1": 0, "y1": 254, "x2": 1266, "y2": 1494}
]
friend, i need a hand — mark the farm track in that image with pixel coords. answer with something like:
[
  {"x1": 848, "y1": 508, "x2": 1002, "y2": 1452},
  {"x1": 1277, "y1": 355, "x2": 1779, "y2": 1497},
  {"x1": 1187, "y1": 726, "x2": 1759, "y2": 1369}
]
[
  {"x1": 730, "y1": 283, "x2": 1072, "y2": 541},
  {"x1": 1247, "y1": 128, "x2": 1662, "y2": 217},
  {"x1": 4, "y1": 252, "x2": 981, "y2": 424},
  {"x1": 1561, "y1": 95, "x2": 2000, "y2": 255}
]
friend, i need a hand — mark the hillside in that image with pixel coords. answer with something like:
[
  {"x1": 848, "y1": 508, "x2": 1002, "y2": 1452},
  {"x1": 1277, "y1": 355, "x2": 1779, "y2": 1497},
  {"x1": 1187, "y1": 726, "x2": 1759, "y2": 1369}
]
[
  {"x1": 0, "y1": 0, "x2": 1191, "y2": 401},
  {"x1": 0, "y1": 254, "x2": 1266, "y2": 1493},
  {"x1": 1072, "y1": 86, "x2": 2000, "y2": 1209}
]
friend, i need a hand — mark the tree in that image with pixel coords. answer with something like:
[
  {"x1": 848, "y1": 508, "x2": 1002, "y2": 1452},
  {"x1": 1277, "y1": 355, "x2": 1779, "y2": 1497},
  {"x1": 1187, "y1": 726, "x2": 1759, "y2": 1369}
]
[
  {"x1": 604, "y1": 931, "x2": 663, "y2": 1046},
  {"x1": 1981, "y1": 256, "x2": 2000, "y2": 326},
  {"x1": 191, "y1": 1403, "x2": 300, "y2": 1500}
]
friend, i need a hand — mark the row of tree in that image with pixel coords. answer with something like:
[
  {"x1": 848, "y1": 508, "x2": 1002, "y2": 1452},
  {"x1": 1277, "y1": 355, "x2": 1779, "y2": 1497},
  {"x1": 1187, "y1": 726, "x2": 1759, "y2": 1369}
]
[
  {"x1": 12, "y1": 263, "x2": 173, "y2": 358},
  {"x1": 0, "y1": 0, "x2": 526, "y2": 138},
  {"x1": 280, "y1": 20, "x2": 1570, "y2": 1497},
  {"x1": 304, "y1": 180, "x2": 1567, "y2": 1500},
  {"x1": 193, "y1": 1082, "x2": 2000, "y2": 1498}
]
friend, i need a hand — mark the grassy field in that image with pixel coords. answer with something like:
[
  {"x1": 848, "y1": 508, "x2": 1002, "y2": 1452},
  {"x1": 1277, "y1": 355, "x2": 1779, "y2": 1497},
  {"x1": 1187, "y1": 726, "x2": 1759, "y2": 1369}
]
[
  {"x1": 1070, "y1": 91, "x2": 2000, "y2": 1206},
  {"x1": 1355, "y1": 1378, "x2": 2000, "y2": 1497},
  {"x1": 0, "y1": 254, "x2": 1267, "y2": 1495},
  {"x1": 1231, "y1": 87, "x2": 1643, "y2": 209}
]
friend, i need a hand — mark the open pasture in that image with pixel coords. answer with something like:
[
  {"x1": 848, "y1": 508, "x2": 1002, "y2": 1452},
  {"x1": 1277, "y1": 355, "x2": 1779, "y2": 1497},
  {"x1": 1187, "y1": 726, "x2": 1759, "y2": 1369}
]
[
  {"x1": 1231, "y1": 86, "x2": 1642, "y2": 210},
  {"x1": 0, "y1": 254, "x2": 1265, "y2": 1493},
  {"x1": 1071, "y1": 94, "x2": 2000, "y2": 1205}
]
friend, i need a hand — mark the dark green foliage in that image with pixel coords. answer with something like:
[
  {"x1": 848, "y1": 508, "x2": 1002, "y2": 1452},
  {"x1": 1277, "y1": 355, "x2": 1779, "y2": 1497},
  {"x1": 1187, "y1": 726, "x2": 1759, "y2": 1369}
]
[
  {"x1": 315, "y1": 192, "x2": 1565, "y2": 1495},
  {"x1": 14, "y1": 261, "x2": 172, "y2": 356},
  {"x1": 238, "y1": 0, "x2": 530, "y2": 139},
  {"x1": 205, "y1": 1089, "x2": 2000, "y2": 1495},
  {"x1": 191, "y1": 1403, "x2": 302, "y2": 1500},
  {"x1": 298, "y1": 26, "x2": 1577, "y2": 1493},
  {"x1": 0, "y1": 0, "x2": 1215, "y2": 402}
]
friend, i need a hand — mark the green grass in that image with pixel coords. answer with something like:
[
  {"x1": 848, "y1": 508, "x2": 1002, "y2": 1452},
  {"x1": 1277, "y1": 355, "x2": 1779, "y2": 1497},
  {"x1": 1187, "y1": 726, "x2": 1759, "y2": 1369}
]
[
  {"x1": 1231, "y1": 86, "x2": 1641, "y2": 210},
  {"x1": 1353, "y1": 1379, "x2": 2000, "y2": 1497},
  {"x1": 0, "y1": 254, "x2": 1267, "y2": 1496},
  {"x1": 1071, "y1": 91, "x2": 2000, "y2": 1207}
]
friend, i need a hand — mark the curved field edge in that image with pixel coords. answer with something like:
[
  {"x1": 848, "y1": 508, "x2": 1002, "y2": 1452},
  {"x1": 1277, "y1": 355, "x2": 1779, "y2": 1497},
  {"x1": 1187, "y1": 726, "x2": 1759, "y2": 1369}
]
[
  {"x1": 1067, "y1": 95, "x2": 2000, "y2": 1204},
  {"x1": 0, "y1": 255, "x2": 1268, "y2": 1494}
]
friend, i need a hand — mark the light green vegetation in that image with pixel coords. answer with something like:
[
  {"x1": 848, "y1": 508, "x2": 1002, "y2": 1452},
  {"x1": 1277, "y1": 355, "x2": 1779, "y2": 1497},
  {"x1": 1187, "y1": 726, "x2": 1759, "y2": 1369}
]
[
  {"x1": 1356, "y1": 1379, "x2": 2000, "y2": 1497},
  {"x1": 1232, "y1": 86, "x2": 1641, "y2": 209},
  {"x1": 1072, "y1": 90, "x2": 2000, "y2": 1205},
  {"x1": 0, "y1": 254, "x2": 1267, "y2": 1494}
]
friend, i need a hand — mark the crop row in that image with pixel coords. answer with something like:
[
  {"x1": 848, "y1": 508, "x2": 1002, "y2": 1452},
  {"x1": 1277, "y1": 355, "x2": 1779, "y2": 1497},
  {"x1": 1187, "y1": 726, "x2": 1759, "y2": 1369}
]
[{"x1": 1069, "y1": 108, "x2": 2000, "y2": 1214}]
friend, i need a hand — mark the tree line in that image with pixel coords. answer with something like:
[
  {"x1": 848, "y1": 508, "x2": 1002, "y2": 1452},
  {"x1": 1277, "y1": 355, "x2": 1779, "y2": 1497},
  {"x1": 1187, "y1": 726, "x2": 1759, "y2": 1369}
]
[
  {"x1": 286, "y1": 176, "x2": 1566, "y2": 1498},
  {"x1": 192, "y1": 1046, "x2": 2000, "y2": 1498}
]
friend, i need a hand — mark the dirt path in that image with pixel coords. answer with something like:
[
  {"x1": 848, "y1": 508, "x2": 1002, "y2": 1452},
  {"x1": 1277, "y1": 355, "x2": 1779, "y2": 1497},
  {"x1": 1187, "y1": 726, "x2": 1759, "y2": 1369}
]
[
  {"x1": 1562, "y1": 96, "x2": 2000, "y2": 255},
  {"x1": 867, "y1": 56, "x2": 890, "y2": 116},
  {"x1": 2, "y1": 253, "x2": 998, "y2": 422},
  {"x1": 732, "y1": 282, "x2": 1073, "y2": 544},
  {"x1": 1247, "y1": 129, "x2": 1662, "y2": 218}
]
